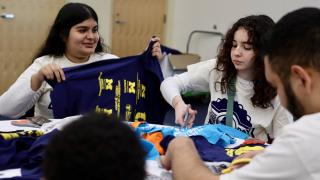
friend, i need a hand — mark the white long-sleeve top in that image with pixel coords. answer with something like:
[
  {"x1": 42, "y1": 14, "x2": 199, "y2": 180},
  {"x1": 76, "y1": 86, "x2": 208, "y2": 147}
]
[
  {"x1": 221, "y1": 112, "x2": 320, "y2": 180},
  {"x1": 0, "y1": 53, "x2": 118, "y2": 119},
  {"x1": 160, "y1": 59, "x2": 292, "y2": 141}
]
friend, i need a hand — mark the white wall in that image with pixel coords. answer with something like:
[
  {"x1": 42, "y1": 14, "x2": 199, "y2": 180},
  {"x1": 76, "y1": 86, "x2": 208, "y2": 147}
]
[
  {"x1": 67, "y1": 0, "x2": 320, "y2": 59},
  {"x1": 166, "y1": 0, "x2": 320, "y2": 60}
]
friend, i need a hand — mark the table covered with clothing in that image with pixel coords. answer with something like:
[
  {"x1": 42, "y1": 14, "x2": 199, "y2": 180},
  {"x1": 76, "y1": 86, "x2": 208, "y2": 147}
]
[{"x1": 0, "y1": 116, "x2": 267, "y2": 179}]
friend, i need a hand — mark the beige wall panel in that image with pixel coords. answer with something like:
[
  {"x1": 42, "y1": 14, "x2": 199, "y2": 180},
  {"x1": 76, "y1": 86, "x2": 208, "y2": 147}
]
[
  {"x1": 112, "y1": 0, "x2": 166, "y2": 57},
  {"x1": 0, "y1": 0, "x2": 65, "y2": 94}
]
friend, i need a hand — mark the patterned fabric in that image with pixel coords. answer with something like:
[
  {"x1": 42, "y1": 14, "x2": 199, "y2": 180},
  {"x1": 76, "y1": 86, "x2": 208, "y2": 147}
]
[{"x1": 0, "y1": 130, "x2": 44, "y2": 141}]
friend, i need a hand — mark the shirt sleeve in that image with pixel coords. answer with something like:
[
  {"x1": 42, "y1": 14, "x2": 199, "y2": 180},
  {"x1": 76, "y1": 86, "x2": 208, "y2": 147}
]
[
  {"x1": 187, "y1": 59, "x2": 216, "y2": 92},
  {"x1": 158, "y1": 53, "x2": 174, "y2": 79},
  {"x1": 160, "y1": 72, "x2": 190, "y2": 106},
  {"x1": 160, "y1": 59, "x2": 215, "y2": 106},
  {"x1": 0, "y1": 59, "x2": 44, "y2": 118},
  {"x1": 220, "y1": 125, "x2": 305, "y2": 180}
]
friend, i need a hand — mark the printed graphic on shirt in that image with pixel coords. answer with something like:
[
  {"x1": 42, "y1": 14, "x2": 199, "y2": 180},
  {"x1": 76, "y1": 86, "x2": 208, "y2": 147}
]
[
  {"x1": 95, "y1": 72, "x2": 146, "y2": 121},
  {"x1": 208, "y1": 98, "x2": 254, "y2": 135},
  {"x1": 48, "y1": 42, "x2": 169, "y2": 124}
]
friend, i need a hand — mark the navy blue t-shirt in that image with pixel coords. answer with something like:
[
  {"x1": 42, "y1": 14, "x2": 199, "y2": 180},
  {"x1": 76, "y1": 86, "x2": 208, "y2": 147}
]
[{"x1": 48, "y1": 43, "x2": 169, "y2": 124}]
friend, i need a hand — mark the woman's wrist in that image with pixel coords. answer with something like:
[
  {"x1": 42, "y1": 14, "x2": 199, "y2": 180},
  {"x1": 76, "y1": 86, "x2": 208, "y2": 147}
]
[
  {"x1": 31, "y1": 73, "x2": 43, "y2": 91},
  {"x1": 172, "y1": 95, "x2": 184, "y2": 109}
]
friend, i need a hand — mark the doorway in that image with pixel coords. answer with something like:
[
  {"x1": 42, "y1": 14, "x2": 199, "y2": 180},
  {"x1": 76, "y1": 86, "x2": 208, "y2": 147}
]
[{"x1": 111, "y1": 0, "x2": 166, "y2": 57}]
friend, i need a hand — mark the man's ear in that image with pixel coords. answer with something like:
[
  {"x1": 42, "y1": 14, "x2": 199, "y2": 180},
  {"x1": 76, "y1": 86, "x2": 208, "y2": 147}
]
[{"x1": 290, "y1": 65, "x2": 312, "y2": 94}]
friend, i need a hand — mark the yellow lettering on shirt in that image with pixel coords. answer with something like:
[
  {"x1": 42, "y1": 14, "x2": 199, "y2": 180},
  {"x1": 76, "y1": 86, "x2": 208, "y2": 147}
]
[{"x1": 98, "y1": 72, "x2": 113, "y2": 96}]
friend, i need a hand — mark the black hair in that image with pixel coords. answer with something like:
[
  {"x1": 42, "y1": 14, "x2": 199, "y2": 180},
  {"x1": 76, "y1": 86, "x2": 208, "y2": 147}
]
[
  {"x1": 263, "y1": 7, "x2": 320, "y2": 80},
  {"x1": 216, "y1": 15, "x2": 276, "y2": 108},
  {"x1": 43, "y1": 112, "x2": 146, "y2": 180},
  {"x1": 34, "y1": 3, "x2": 105, "y2": 59}
]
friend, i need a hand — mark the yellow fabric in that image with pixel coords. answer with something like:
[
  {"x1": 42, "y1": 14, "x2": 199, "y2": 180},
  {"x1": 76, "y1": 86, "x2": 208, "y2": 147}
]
[
  {"x1": 221, "y1": 158, "x2": 252, "y2": 174},
  {"x1": 0, "y1": 130, "x2": 44, "y2": 140},
  {"x1": 226, "y1": 146, "x2": 265, "y2": 157}
]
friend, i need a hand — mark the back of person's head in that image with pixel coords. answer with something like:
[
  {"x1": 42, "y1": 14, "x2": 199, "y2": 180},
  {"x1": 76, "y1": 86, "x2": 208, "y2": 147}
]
[
  {"x1": 264, "y1": 7, "x2": 320, "y2": 79},
  {"x1": 42, "y1": 112, "x2": 146, "y2": 180},
  {"x1": 35, "y1": 3, "x2": 104, "y2": 59},
  {"x1": 216, "y1": 15, "x2": 276, "y2": 108},
  {"x1": 262, "y1": 7, "x2": 320, "y2": 119}
]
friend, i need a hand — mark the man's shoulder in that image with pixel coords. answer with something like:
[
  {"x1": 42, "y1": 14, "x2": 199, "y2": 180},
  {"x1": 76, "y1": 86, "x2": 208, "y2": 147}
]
[
  {"x1": 288, "y1": 113, "x2": 320, "y2": 131},
  {"x1": 280, "y1": 112, "x2": 320, "y2": 143}
]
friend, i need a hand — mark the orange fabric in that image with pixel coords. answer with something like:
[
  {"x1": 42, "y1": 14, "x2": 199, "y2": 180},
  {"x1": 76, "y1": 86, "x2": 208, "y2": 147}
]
[
  {"x1": 130, "y1": 121, "x2": 146, "y2": 128},
  {"x1": 130, "y1": 122, "x2": 164, "y2": 154},
  {"x1": 242, "y1": 138, "x2": 266, "y2": 145},
  {"x1": 143, "y1": 131, "x2": 165, "y2": 155}
]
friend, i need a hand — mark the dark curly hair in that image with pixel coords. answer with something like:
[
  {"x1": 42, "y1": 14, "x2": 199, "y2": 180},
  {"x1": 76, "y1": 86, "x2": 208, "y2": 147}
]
[
  {"x1": 215, "y1": 15, "x2": 276, "y2": 108},
  {"x1": 34, "y1": 3, "x2": 107, "y2": 59},
  {"x1": 42, "y1": 112, "x2": 146, "y2": 180}
]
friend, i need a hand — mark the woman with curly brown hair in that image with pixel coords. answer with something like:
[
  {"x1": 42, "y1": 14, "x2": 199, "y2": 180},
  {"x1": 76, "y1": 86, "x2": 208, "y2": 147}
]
[{"x1": 160, "y1": 15, "x2": 292, "y2": 141}]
